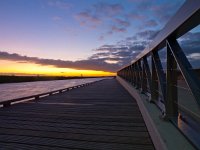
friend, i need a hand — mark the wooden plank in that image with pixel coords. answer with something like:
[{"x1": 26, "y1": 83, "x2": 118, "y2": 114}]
[{"x1": 0, "y1": 79, "x2": 155, "y2": 150}]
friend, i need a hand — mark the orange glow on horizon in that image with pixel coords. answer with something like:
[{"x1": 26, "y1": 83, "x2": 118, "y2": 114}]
[{"x1": 0, "y1": 60, "x2": 116, "y2": 76}]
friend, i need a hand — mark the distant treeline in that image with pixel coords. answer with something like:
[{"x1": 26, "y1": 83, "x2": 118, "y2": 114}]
[{"x1": 0, "y1": 76, "x2": 109, "y2": 84}]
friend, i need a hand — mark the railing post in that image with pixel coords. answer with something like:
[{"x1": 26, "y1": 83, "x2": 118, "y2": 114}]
[
  {"x1": 138, "y1": 60, "x2": 143, "y2": 90},
  {"x1": 128, "y1": 66, "x2": 131, "y2": 82},
  {"x1": 135, "y1": 61, "x2": 141, "y2": 89},
  {"x1": 130, "y1": 64, "x2": 134, "y2": 85},
  {"x1": 152, "y1": 51, "x2": 167, "y2": 116},
  {"x1": 165, "y1": 40, "x2": 178, "y2": 118},
  {"x1": 133, "y1": 63, "x2": 137, "y2": 86},
  {"x1": 151, "y1": 55, "x2": 159, "y2": 103},
  {"x1": 143, "y1": 56, "x2": 152, "y2": 96},
  {"x1": 167, "y1": 39, "x2": 200, "y2": 106},
  {"x1": 141, "y1": 61, "x2": 147, "y2": 93}
]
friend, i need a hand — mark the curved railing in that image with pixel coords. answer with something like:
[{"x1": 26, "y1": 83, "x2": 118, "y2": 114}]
[{"x1": 117, "y1": 0, "x2": 200, "y2": 148}]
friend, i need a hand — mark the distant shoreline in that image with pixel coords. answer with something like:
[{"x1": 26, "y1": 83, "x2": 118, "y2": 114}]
[{"x1": 0, "y1": 75, "x2": 114, "y2": 84}]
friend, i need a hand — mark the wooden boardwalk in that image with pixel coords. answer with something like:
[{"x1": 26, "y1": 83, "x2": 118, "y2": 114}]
[{"x1": 0, "y1": 79, "x2": 154, "y2": 150}]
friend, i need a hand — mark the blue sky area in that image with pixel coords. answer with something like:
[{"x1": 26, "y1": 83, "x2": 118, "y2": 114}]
[{"x1": 0, "y1": 0, "x2": 199, "y2": 72}]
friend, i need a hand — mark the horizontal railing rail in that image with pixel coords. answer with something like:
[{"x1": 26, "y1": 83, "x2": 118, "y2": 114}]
[
  {"x1": 117, "y1": 0, "x2": 200, "y2": 148},
  {"x1": 0, "y1": 79, "x2": 104, "y2": 107}
]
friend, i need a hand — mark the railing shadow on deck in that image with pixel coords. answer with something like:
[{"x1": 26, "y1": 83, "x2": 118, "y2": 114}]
[{"x1": 117, "y1": 0, "x2": 200, "y2": 149}]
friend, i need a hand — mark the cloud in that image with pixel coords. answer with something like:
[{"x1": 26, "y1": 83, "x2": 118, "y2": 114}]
[
  {"x1": 0, "y1": 51, "x2": 120, "y2": 72},
  {"x1": 114, "y1": 18, "x2": 131, "y2": 27},
  {"x1": 93, "y1": 3, "x2": 124, "y2": 17},
  {"x1": 111, "y1": 26, "x2": 126, "y2": 33},
  {"x1": 3, "y1": 29, "x2": 198, "y2": 72},
  {"x1": 75, "y1": 11, "x2": 101, "y2": 27},
  {"x1": 143, "y1": 20, "x2": 158, "y2": 28},
  {"x1": 75, "y1": 2, "x2": 124, "y2": 26},
  {"x1": 136, "y1": 30, "x2": 159, "y2": 40},
  {"x1": 0, "y1": 31, "x2": 147, "y2": 72},
  {"x1": 178, "y1": 32, "x2": 200, "y2": 53},
  {"x1": 75, "y1": 2, "x2": 126, "y2": 35},
  {"x1": 149, "y1": 1, "x2": 183, "y2": 24},
  {"x1": 177, "y1": 32, "x2": 200, "y2": 68},
  {"x1": 126, "y1": 12, "x2": 145, "y2": 20},
  {"x1": 48, "y1": 0, "x2": 71, "y2": 9},
  {"x1": 187, "y1": 53, "x2": 200, "y2": 60}
]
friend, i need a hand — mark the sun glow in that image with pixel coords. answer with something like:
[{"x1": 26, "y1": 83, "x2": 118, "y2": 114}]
[{"x1": 0, "y1": 60, "x2": 115, "y2": 76}]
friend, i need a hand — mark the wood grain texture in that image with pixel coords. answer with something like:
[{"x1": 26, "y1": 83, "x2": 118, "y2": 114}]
[{"x1": 0, "y1": 79, "x2": 155, "y2": 150}]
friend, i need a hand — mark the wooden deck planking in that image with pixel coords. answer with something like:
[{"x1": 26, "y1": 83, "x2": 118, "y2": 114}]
[{"x1": 0, "y1": 79, "x2": 155, "y2": 150}]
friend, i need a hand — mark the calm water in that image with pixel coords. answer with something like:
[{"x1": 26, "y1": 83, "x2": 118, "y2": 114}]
[{"x1": 0, "y1": 78, "x2": 107, "y2": 102}]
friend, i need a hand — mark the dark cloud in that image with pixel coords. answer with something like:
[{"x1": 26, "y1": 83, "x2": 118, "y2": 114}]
[
  {"x1": 3, "y1": 29, "x2": 198, "y2": 72},
  {"x1": 0, "y1": 34, "x2": 146, "y2": 72},
  {"x1": 91, "y1": 30, "x2": 158, "y2": 67},
  {"x1": 0, "y1": 51, "x2": 119, "y2": 72},
  {"x1": 178, "y1": 32, "x2": 200, "y2": 68},
  {"x1": 136, "y1": 30, "x2": 159, "y2": 40}
]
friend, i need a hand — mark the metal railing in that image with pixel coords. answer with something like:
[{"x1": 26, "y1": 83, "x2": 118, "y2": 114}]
[{"x1": 117, "y1": 0, "x2": 200, "y2": 148}]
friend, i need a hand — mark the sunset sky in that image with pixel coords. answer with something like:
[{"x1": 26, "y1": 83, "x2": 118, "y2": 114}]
[{"x1": 0, "y1": 0, "x2": 199, "y2": 76}]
